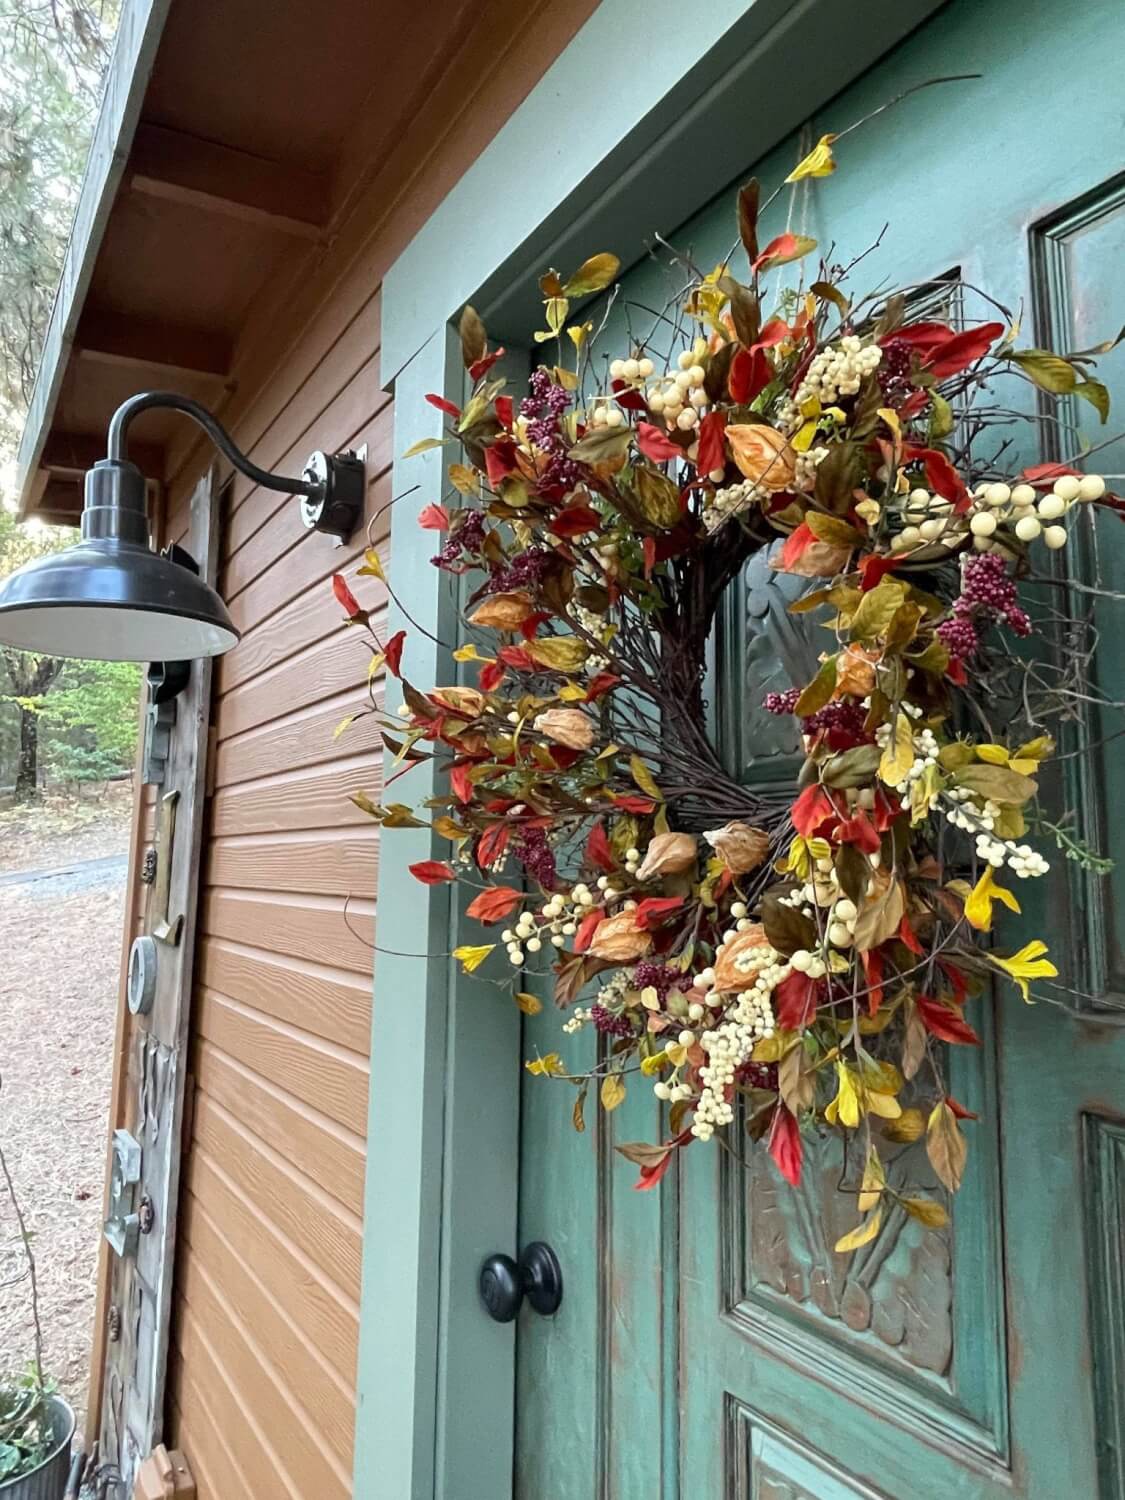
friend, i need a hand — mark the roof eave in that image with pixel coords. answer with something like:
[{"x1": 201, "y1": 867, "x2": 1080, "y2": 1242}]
[{"x1": 15, "y1": 0, "x2": 174, "y2": 517}]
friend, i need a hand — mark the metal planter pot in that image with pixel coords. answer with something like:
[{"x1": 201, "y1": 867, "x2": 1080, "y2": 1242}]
[{"x1": 0, "y1": 1396, "x2": 74, "y2": 1500}]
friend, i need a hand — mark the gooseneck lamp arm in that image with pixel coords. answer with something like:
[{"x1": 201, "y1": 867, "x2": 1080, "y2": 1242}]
[
  {"x1": 107, "y1": 392, "x2": 321, "y2": 500},
  {"x1": 0, "y1": 390, "x2": 366, "y2": 663}
]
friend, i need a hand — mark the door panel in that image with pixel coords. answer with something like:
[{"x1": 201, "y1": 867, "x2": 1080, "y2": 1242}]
[{"x1": 516, "y1": 1, "x2": 1125, "y2": 1495}]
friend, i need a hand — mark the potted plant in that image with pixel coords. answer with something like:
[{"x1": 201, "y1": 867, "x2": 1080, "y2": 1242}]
[{"x1": 0, "y1": 1118, "x2": 74, "y2": 1498}]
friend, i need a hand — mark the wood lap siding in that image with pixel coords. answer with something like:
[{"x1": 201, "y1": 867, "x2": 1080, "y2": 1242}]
[{"x1": 144, "y1": 5, "x2": 599, "y2": 1492}]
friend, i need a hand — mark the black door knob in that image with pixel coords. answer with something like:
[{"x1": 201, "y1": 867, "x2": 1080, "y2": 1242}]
[{"x1": 479, "y1": 1241, "x2": 563, "y2": 1323}]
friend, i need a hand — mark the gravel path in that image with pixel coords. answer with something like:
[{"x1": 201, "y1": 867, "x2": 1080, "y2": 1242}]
[{"x1": 0, "y1": 803, "x2": 129, "y2": 1435}]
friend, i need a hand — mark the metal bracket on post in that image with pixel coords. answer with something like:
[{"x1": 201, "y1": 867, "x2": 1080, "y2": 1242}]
[{"x1": 104, "y1": 1129, "x2": 143, "y2": 1258}]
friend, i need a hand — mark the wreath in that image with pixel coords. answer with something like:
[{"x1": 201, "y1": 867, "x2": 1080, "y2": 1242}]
[{"x1": 334, "y1": 106, "x2": 1121, "y2": 1247}]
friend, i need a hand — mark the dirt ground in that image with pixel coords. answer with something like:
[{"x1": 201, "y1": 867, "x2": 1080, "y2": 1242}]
[{"x1": 0, "y1": 784, "x2": 131, "y2": 1434}]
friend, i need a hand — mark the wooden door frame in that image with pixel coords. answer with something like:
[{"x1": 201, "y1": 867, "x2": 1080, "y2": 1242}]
[{"x1": 355, "y1": 1, "x2": 950, "y2": 1494}]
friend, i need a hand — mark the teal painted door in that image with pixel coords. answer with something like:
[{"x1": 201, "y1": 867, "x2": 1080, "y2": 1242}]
[{"x1": 515, "y1": 1, "x2": 1125, "y2": 1495}]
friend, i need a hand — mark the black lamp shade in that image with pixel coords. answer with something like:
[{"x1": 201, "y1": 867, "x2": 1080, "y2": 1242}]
[
  {"x1": 0, "y1": 537, "x2": 239, "y2": 661},
  {"x1": 0, "y1": 456, "x2": 239, "y2": 662}
]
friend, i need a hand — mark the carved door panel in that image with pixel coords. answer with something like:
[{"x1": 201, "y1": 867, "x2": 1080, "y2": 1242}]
[
  {"x1": 515, "y1": 1, "x2": 1125, "y2": 1497},
  {"x1": 98, "y1": 470, "x2": 219, "y2": 1496}
]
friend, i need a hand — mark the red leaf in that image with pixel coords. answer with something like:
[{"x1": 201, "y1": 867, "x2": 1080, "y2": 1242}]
[
  {"x1": 484, "y1": 440, "x2": 517, "y2": 486},
  {"x1": 898, "y1": 915, "x2": 924, "y2": 955},
  {"x1": 466, "y1": 885, "x2": 522, "y2": 924},
  {"x1": 773, "y1": 971, "x2": 820, "y2": 1030},
  {"x1": 938, "y1": 959, "x2": 967, "y2": 1002},
  {"x1": 752, "y1": 233, "x2": 804, "y2": 274},
  {"x1": 586, "y1": 821, "x2": 616, "y2": 873},
  {"x1": 634, "y1": 1148, "x2": 676, "y2": 1192},
  {"x1": 861, "y1": 949, "x2": 884, "y2": 1017},
  {"x1": 425, "y1": 393, "x2": 461, "y2": 418},
  {"x1": 332, "y1": 573, "x2": 361, "y2": 618},
  {"x1": 611, "y1": 379, "x2": 649, "y2": 413},
  {"x1": 879, "y1": 320, "x2": 955, "y2": 354},
  {"x1": 384, "y1": 629, "x2": 406, "y2": 678},
  {"x1": 946, "y1": 1095, "x2": 979, "y2": 1121},
  {"x1": 1020, "y1": 460, "x2": 1081, "y2": 485},
  {"x1": 916, "y1": 993, "x2": 981, "y2": 1046},
  {"x1": 476, "y1": 822, "x2": 510, "y2": 868},
  {"x1": 779, "y1": 521, "x2": 816, "y2": 570},
  {"x1": 946, "y1": 656, "x2": 968, "y2": 686},
  {"x1": 768, "y1": 1104, "x2": 803, "y2": 1187},
  {"x1": 836, "y1": 810, "x2": 880, "y2": 854},
  {"x1": 791, "y1": 783, "x2": 837, "y2": 838},
  {"x1": 635, "y1": 896, "x2": 684, "y2": 930},
  {"x1": 418, "y1": 503, "x2": 450, "y2": 531},
  {"x1": 498, "y1": 644, "x2": 534, "y2": 670},
  {"x1": 857, "y1": 553, "x2": 900, "y2": 592},
  {"x1": 468, "y1": 346, "x2": 505, "y2": 382},
  {"x1": 573, "y1": 910, "x2": 604, "y2": 954},
  {"x1": 696, "y1": 410, "x2": 727, "y2": 475},
  {"x1": 495, "y1": 395, "x2": 514, "y2": 429},
  {"x1": 409, "y1": 860, "x2": 456, "y2": 885},
  {"x1": 478, "y1": 660, "x2": 505, "y2": 692},
  {"x1": 586, "y1": 672, "x2": 620, "y2": 701},
  {"x1": 872, "y1": 786, "x2": 901, "y2": 833},
  {"x1": 612, "y1": 794, "x2": 656, "y2": 815},
  {"x1": 925, "y1": 322, "x2": 1004, "y2": 379},
  {"x1": 450, "y1": 764, "x2": 474, "y2": 805},
  {"x1": 728, "y1": 346, "x2": 770, "y2": 405},
  {"x1": 552, "y1": 502, "x2": 601, "y2": 537},
  {"x1": 643, "y1": 536, "x2": 656, "y2": 579},
  {"x1": 519, "y1": 612, "x2": 552, "y2": 641},
  {"x1": 754, "y1": 317, "x2": 789, "y2": 350},
  {"x1": 636, "y1": 422, "x2": 683, "y2": 463}
]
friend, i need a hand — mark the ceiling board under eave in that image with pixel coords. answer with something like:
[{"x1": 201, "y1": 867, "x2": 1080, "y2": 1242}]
[{"x1": 53, "y1": 355, "x2": 230, "y2": 456}]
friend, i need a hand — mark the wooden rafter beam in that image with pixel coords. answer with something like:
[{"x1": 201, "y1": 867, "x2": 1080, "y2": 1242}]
[
  {"x1": 40, "y1": 431, "x2": 165, "y2": 479},
  {"x1": 127, "y1": 122, "x2": 330, "y2": 239},
  {"x1": 74, "y1": 309, "x2": 233, "y2": 381}
]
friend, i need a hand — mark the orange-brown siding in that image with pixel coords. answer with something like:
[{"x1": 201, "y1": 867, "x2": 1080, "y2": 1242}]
[{"x1": 154, "y1": 4, "x2": 598, "y2": 1494}]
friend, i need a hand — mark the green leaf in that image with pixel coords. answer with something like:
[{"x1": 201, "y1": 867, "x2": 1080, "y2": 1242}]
[
  {"x1": 951, "y1": 763, "x2": 1038, "y2": 804},
  {"x1": 793, "y1": 655, "x2": 837, "y2": 717},
  {"x1": 822, "y1": 743, "x2": 882, "y2": 789},
  {"x1": 901, "y1": 1195, "x2": 950, "y2": 1228},
  {"x1": 629, "y1": 754, "x2": 663, "y2": 801},
  {"x1": 567, "y1": 426, "x2": 633, "y2": 464},
  {"x1": 804, "y1": 511, "x2": 863, "y2": 546},
  {"x1": 929, "y1": 391, "x2": 955, "y2": 439},
  {"x1": 1008, "y1": 348, "x2": 1077, "y2": 394},
  {"x1": 1073, "y1": 378, "x2": 1110, "y2": 424},
  {"x1": 562, "y1": 253, "x2": 621, "y2": 298},
  {"x1": 848, "y1": 578, "x2": 907, "y2": 643},
  {"x1": 402, "y1": 436, "x2": 449, "y2": 458},
  {"x1": 761, "y1": 892, "x2": 817, "y2": 957},
  {"x1": 814, "y1": 442, "x2": 861, "y2": 515}
]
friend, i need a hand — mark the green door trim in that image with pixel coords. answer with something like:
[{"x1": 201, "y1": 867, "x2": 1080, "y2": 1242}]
[{"x1": 356, "y1": 2, "x2": 950, "y2": 1495}]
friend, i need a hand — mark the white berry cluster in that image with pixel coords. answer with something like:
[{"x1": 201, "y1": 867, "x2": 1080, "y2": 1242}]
[
  {"x1": 646, "y1": 347, "x2": 710, "y2": 433},
  {"x1": 503, "y1": 879, "x2": 626, "y2": 966},
  {"x1": 874, "y1": 704, "x2": 939, "y2": 795},
  {"x1": 570, "y1": 602, "x2": 610, "y2": 673},
  {"x1": 563, "y1": 1006, "x2": 592, "y2": 1035},
  {"x1": 794, "y1": 334, "x2": 882, "y2": 406},
  {"x1": 793, "y1": 444, "x2": 830, "y2": 491},
  {"x1": 890, "y1": 488, "x2": 956, "y2": 551},
  {"x1": 692, "y1": 943, "x2": 782, "y2": 1141},
  {"x1": 892, "y1": 472, "x2": 1107, "y2": 556},
  {"x1": 702, "y1": 478, "x2": 762, "y2": 533},
  {"x1": 943, "y1": 790, "x2": 1050, "y2": 877}
]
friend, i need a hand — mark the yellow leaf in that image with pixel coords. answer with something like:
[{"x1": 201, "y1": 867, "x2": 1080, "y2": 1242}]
[
  {"x1": 553, "y1": 365, "x2": 579, "y2": 391},
  {"x1": 525, "y1": 1052, "x2": 566, "y2": 1077},
  {"x1": 629, "y1": 754, "x2": 662, "y2": 801},
  {"x1": 524, "y1": 636, "x2": 589, "y2": 672},
  {"x1": 515, "y1": 991, "x2": 542, "y2": 1016},
  {"x1": 357, "y1": 546, "x2": 385, "y2": 581},
  {"x1": 558, "y1": 681, "x2": 586, "y2": 702},
  {"x1": 858, "y1": 1150, "x2": 885, "y2": 1212},
  {"x1": 792, "y1": 420, "x2": 821, "y2": 453},
  {"x1": 567, "y1": 322, "x2": 593, "y2": 350},
  {"x1": 865, "y1": 1089, "x2": 902, "y2": 1120},
  {"x1": 826, "y1": 1062, "x2": 860, "y2": 1128},
  {"x1": 926, "y1": 1102, "x2": 967, "y2": 1192},
  {"x1": 834, "y1": 1206, "x2": 882, "y2": 1254},
  {"x1": 909, "y1": 761, "x2": 943, "y2": 825},
  {"x1": 882, "y1": 1106, "x2": 926, "y2": 1143},
  {"x1": 639, "y1": 985, "x2": 661, "y2": 1011},
  {"x1": 975, "y1": 743, "x2": 1010, "y2": 765},
  {"x1": 453, "y1": 643, "x2": 494, "y2": 663},
  {"x1": 751, "y1": 1034, "x2": 786, "y2": 1063},
  {"x1": 877, "y1": 407, "x2": 901, "y2": 441},
  {"x1": 664, "y1": 1042, "x2": 688, "y2": 1068},
  {"x1": 600, "y1": 1073, "x2": 626, "y2": 1112},
  {"x1": 367, "y1": 652, "x2": 385, "y2": 681},
  {"x1": 785, "y1": 133, "x2": 839, "y2": 183},
  {"x1": 640, "y1": 1052, "x2": 669, "y2": 1076},
  {"x1": 448, "y1": 463, "x2": 480, "y2": 496},
  {"x1": 964, "y1": 867, "x2": 1021, "y2": 933},
  {"x1": 562, "y1": 253, "x2": 621, "y2": 297},
  {"x1": 402, "y1": 436, "x2": 449, "y2": 458},
  {"x1": 333, "y1": 714, "x2": 355, "y2": 740},
  {"x1": 901, "y1": 1196, "x2": 950, "y2": 1228},
  {"x1": 879, "y1": 711, "x2": 915, "y2": 787},
  {"x1": 453, "y1": 943, "x2": 494, "y2": 974},
  {"x1": 990, "y1": 940, "x2": 1058, "y2": 1002}
]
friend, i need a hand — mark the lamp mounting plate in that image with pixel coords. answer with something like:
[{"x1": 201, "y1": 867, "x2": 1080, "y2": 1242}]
[{"x1": 300, "y1": 450, "x2": 365, "y2": 542}]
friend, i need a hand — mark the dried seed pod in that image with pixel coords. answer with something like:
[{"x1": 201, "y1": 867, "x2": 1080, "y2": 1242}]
[{"x1": 703, "y1": 820, "x2": 770, "y2": 874}]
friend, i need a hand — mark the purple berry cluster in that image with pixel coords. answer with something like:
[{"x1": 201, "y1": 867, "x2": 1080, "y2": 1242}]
[
  {"x1": 631, "y1": 960, "x2": 690, "y2": 999},
  {"x1": 513, "y1": 826, "x2": 557, "y2": 890},
  {"x1": 763, "y1": 688, "x2": 870, "y2": 749},
  {"x1": 489, "y1": 547, "x2": 551, "y2": 593},
  {"x1": 876, "y1": 339, "x2": 916, "y2": 405},
  {"x1": 432, "y1": 508, "x2": 487, "y2": 571},
  {"x1": 938, "y1": 552, "x2": 1032, "y2": 660},
  {"x1": 590, "y1": 1005, "x2": 636, "y2": 1038},
  {"x1": 519, "y1": 367, "x2": 583, "y2": 496},
  {"x1": 763, "y1": 687, "x2": 801, "y2": 715}
]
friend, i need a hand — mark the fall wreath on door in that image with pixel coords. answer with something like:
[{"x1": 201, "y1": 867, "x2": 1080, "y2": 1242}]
[{"x1": 336, "y1": 89, "x2": 1121, "y2": 1249}]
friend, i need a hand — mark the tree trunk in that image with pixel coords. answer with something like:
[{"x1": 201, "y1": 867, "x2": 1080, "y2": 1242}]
[{"x1": 15, "y1": 704, "x2": 39, "y2": 800}]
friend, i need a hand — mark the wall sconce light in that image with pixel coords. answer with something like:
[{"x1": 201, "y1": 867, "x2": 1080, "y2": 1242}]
[{"x1": 0, "y1": 391, "x2": 365, "y2": 662}]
